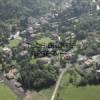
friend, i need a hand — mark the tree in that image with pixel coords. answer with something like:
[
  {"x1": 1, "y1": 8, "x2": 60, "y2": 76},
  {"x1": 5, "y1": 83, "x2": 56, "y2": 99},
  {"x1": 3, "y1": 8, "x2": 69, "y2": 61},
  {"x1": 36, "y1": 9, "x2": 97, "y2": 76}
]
[
  {"x1": 17, "y1": 61, "x2": 58, "y2": 89},
  {"x1": 76, "y1": 31, "x2": 87, "y2": 40},
  {"x1": 20, "y1": 17, "x2": 28, "y2": 29}
]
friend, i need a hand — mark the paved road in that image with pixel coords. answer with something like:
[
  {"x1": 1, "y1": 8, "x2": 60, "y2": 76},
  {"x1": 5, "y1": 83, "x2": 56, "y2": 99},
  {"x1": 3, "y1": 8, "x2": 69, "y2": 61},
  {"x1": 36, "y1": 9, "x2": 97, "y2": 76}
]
[{"x1": 50, "y1": 64, "x2": 71, "y2": 100}]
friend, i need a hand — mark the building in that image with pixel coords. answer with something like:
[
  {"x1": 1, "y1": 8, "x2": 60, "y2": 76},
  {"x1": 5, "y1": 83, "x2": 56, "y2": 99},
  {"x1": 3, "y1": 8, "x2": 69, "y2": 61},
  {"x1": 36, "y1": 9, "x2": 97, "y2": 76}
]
[
  {"x1": 92, "y1": 55, "x2": 100, "y2": 65},
  {"x1": 84, "y1": 59, "x2": 94, "y2": 66},
  {"x1": 2, "y1": 47, "x2": 12, "y2": 56},
  {"x1": 64, "y1": 52, "x2": 74, "y2": 60},
  {"x1": 20, "y1": 50, "x2": 28, "y2": 56},
  {"x1": 37, "y1": 57, "x2": 51, "y2": 65},
  {"x1": 77, "y1": 55, "x2": 87, "y2": 64}
]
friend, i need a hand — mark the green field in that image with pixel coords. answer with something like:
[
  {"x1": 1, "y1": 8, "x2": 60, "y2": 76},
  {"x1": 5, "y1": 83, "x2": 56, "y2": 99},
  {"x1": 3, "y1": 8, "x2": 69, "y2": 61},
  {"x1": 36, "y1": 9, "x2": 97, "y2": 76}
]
[
  {"x1": 56, "y1": 72, "x2": 100, "y2": 100},
  {"x1": 58, "y1": 85, "x2": 100, "y2": 100},
  {"x1": 39, "y1": 87, "x2": 54, "y2": 100},
  {"x1": 8, "y1": 39, "x2": 21, "y2": 47},
  {"x1": 37, "y1": 37, "x2": 53, "y2": 45},
  {"x1": 30, "y1": 58, "x2": 37, "y2": 64},
  {"x1": 0, "y1": 83, "x2": 18, "y2": 100}
]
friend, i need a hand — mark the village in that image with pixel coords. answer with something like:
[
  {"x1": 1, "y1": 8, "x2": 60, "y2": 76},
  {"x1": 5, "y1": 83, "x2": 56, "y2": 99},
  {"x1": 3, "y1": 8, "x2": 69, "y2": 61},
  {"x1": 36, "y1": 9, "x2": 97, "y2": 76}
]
[
  {"x1": 0, "y1": 0, "x2": 100, "y2": 100},
  {"x1": 0, "y1": 17, "x2": 100, "y2": 99}
]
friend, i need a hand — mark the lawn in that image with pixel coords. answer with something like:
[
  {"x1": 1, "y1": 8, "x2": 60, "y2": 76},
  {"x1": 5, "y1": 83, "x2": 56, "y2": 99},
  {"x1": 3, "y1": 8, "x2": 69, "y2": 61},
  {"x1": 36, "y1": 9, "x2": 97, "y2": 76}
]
[
  {"x1": 39, "y1": 87, "x2": 54, "y2": 100},
  {"x1": 8, "y1": 39, "x2": 21, "y2": 47},
  {"x1": 37, "y1": 37, "x2": 53, "y2": 45},
  {"x1": 30, "y1": 58, "x2": 37, "y2": 64},
  {"x1": 0, "y1": 83, "x2": 18, "y2": 100}
]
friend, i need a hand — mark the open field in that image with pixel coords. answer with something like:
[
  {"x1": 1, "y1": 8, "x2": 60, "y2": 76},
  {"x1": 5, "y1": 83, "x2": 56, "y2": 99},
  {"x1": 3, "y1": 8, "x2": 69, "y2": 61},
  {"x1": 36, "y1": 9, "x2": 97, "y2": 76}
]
[
  {"x1": 8, "y1": 39, "x2": 21, "y2": 47},
  {"x1": 0, "y1": 83, "x2": 18, "y2": 100},
  {"x1": 58, "y1": 85, "x2": 100, "y2": 100},
  {"x1": 30, "y1": 58, "x2": 37, "y2": 64},
  {"x1": 39, "y1": 87, "x2": 54, "y2": 100},
  {"x1": 37, "y1": 37, "x2": 53, "y2": 45},
  {"x1": 23, "y1": 91, "x2": 46, "y2": 100},
  {"x1": 23, "y1": 87, "x2": 54, "y2": 100},
  {"x1": 57, "y1": 72, "x2": 100, "y2": 100}
]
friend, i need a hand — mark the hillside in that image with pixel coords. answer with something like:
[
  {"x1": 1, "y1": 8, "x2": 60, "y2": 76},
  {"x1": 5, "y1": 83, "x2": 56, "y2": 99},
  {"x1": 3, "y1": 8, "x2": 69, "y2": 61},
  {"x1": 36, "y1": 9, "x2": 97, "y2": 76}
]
[{"x1": 0, "y1": 0, "x2": 50, "y2": 20}]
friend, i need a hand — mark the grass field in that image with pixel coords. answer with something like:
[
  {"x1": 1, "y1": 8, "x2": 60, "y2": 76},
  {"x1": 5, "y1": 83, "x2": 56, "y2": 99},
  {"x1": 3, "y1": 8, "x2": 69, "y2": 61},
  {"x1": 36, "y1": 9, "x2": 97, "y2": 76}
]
[
  {"x1": 37, "y1": 37, "x2": 53, "y2": 45},
  {"x1": 58, "y1": 85, "x2": 100, "y2": 100},
  {"x1": 39, "y1": 87, "x2": 54, "y2": 100},
  {"x1": 23, "y1": 91, "x2": 47, "y2": 100},
  {"x1": 30, "y1": 58, "x2": 37, "y2": 64},
  {"x1": 57, "y1": 72, "x2": 100, "y2": 100},
  {"x1": 8, "y1": 39, "x2": 21, "y2": 47},
  {"x1": 0, "y1": 83, "x2": 18, "y2": 100},
  {"x1": 23, "y1": 87, "x2": 54, "y2": 100}
]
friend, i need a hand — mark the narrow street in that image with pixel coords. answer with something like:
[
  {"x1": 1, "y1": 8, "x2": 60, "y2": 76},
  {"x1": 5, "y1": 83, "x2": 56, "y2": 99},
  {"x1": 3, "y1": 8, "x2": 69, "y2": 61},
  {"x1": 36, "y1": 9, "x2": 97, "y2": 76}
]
[{"x1": 50, "y1": 64, "x2": 71, "y2": 100}]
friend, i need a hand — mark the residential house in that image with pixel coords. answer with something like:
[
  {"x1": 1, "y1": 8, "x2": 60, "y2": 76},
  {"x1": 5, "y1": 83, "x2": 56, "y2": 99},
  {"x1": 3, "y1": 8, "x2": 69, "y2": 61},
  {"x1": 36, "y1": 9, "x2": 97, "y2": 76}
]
[
  {"x1": 84, "y1": 59, "x2": 94, "y2": 66},
  {"x1": 77, "y1": 55, "x2": 87, "y2": 64},
  {"x1": 92, "y1": 55, "x2": 100, "y2": 65},
  {"x1": 37, "y1": 57, "x2": 51, "y2": 65}
]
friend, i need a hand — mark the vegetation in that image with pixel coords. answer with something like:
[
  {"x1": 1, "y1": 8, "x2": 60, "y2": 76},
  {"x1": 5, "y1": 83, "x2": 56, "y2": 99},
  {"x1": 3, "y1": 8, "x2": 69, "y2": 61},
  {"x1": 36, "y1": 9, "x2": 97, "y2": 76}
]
[
  {"x1": 56, "y1": 68, "x2": 100, "y2": 100},
  {"x1": 0, "y1": 83, "x2": 18, "y2": 100},
  {"x1": 40, "y1": 87, "x2": 54, "y2": 100},
  {"x1": 8, "y1": 39, "x2": 21, "y2": 47},
  {"x1": 17, "y1": 63, "x2": 58, "y2": 90},
  {"x1": 57, "y1": 85, "x2": 100, "y2": 100},
  {"x1": 0, "y1": 0, "x2": 100, "y2": 100},
  {"x1": 37, "y1": 37, "x2": 54, "y2": 45}
]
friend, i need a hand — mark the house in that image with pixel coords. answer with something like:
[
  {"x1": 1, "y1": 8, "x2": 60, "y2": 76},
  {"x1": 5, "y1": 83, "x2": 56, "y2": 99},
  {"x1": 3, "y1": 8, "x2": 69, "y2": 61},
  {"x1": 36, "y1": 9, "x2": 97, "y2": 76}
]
[
  {"x1": 39, "y1": 17, "x2": 48, "y2": 25},
  {"x1": 5, "y1": 69, "x2": 18, "y2": 80},
  {"x1": 64, "y1": 52, "x2": 74, "y2": 60},
  {"x1": 71, "y1": 33, "x2": 76, "y2": 39},
  {"x1": 84, "y1": 59, "x2": 94, "y2": 66},
  {"x1": 92, "y1": 0, "x2": 96, "y2": 3},
  {"x1": 97, "y1": 4, "x2": 100, "y2": 10},
  {"x1": 77, "y1": 55, "x2": 87, "y2": 64},
  {"x1": 11, "y1": 69, "x2": 18, "y2": 75},
  {"x1": 21, "y1": 43, "x2": 29, "y2": 50},
  {"x1": 27, "y1": 27, "x2": 33, "y2": 34},
  {"x1": 2, "y1": 47, "x2": 12, "y2": 56},
  {"x1": 19, "y1": 50, "x2": 28, "y2": 56},
  {"x1": 30, "y1": 34, "x2": 37, "y2": 39},
  {"x1": 96, "y1": 69, "x2": 100, "y2": 73},
  {"x1": 6, "y1": 73, "x2": 14, "y2": 80},
  {"x1": 33, "y1": 22, "x2": 41, "y2": 31},
  {"x1": 92, "y1": 55, "x2": 100, "y2": 65},
  {"x1": 37, "y1": 57, "x2": 51, "y2": 65},
  {"x1": 13, "y1": 31, "x2": 20, "y2": 38}
]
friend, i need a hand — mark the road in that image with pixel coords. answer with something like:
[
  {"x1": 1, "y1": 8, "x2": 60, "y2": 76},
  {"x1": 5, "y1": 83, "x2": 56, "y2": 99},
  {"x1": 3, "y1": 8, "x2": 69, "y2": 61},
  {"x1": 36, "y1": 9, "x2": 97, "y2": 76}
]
[{"x1": 50, "y1": 63, "x2": 71, "y2": 100}]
